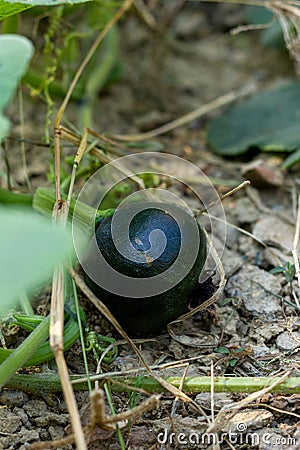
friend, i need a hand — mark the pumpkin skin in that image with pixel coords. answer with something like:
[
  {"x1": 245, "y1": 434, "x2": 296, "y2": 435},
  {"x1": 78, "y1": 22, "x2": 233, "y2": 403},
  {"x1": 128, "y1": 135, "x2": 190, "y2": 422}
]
[{"x1": 83, "y1": 204, "x2": 207, "y2": 336}]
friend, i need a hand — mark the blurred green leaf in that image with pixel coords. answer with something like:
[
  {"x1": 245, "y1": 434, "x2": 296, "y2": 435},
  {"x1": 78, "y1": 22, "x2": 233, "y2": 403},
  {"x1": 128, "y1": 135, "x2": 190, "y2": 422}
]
[
  {"x1": 245, "y1": 6, "x2": 284, "y2": 49},
  {"x1": 0, "y1": 34, "x2": 33, "y2": 140},
  {"x1": 281, "y1": 148, "x2": 300, "y2": 170},
  {"x1": 5, "y1": 0, "x2": 91, "y2": 4},
  {"x1": 215, "y1": 347, "x2": 230, "y2": 355},
  {"x1": 0, "y1": 208, "x2": 73, "y2": 314},
  {"x1": 207, "y1": 82, "x2": 300, "y2": 162},
  {"x1": 270, "y1": 267, "x2": 285, "y2": 274},
  {"x1": 0, "y1": 2, "x2": 32, "y2": 20}
]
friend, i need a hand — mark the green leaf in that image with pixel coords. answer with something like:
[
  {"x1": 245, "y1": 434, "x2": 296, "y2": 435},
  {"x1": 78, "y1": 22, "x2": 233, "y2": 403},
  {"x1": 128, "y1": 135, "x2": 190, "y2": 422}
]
[
  {"x1": 233, "y1": 346, "x2": 245, "y2": 353},
  {"x1": 245, "y1": 6, "x2": 284, "y2": 49},
  {"x1": 206, "y1": 82, "x2": 300, "y2": 157},
  {"x1": 229, "y1": 358, "x2": 237, "y2": 367},
  {"x1": 0, "y1": 2, "x2": 32, "y2": 20},
  {"x1": 269, "y1": 267, "x2": 285, "y2": 274},
  {"x1": 5, "y1": 0, "x2": 91, "y2": 4},
  {"x1": 215, "y1": 347, "x2": 230, "y2": 355},
  {"x1": 0, "y1": 207, "x2": 73, "y2": 315},
  {"x1": 0, "y1": 34, "x2": 34, "y2": 140},
  {"x1": 281, "y1": 148, "x2": 300, "y2": 170},
  {"x1": 220, "y1": 297, "x2": 236, "y2": 306}
]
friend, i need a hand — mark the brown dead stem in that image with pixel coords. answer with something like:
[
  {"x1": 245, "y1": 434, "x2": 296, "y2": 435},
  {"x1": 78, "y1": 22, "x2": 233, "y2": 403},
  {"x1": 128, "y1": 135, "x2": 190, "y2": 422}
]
[
  {"x1": 69, "y1": 267, "x2": 209, "y2": 421},
  {"x1": 109, "y1": 84, "x2": 256, "y2": 142},
  {"x1": 29, "y1": 390, "x2": 160, "y2": 449},
  {"x1": 49, "y1": 3, "x2": 136, "y2": 449},
  {"x1": 266, "y1": 1, "x2": 300, "y2": 75}
]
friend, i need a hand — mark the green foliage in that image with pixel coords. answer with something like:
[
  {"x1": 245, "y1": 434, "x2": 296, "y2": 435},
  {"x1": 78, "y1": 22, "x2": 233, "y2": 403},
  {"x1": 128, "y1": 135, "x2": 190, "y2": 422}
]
[
  {"x1": 215, "y1": 345, "x2": 245, "y2": 369},
  {"x1": 0, "y1": 34, "x2": 33, "y2": 141},
  {"x1": 207, "y1": 82, "x2": 300, "y2": 168},
  {"x1": 245, "y1": 6, "x2": 285, "y2": 49},
  {"x1": 0, "y1": 207, "x2": 73, "y2": 315},
  {"x1": 0, "y1": 2, "x2": 31, "y2": 20},
  {"x1": 215, "y1": 346, "x2": 230, "y2": 355},
  {"x1": 270, "y1": 261, "x2": 295, "y2": 283},
  {"x1": 4, "y1": 0, "x2": 91, "y2": 5}
]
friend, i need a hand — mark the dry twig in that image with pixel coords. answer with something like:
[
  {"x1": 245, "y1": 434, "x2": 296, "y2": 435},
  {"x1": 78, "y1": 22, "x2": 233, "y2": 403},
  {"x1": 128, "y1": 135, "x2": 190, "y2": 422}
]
[{"x1": 206, "y1": 369, "x2": 293, "y2": 433}]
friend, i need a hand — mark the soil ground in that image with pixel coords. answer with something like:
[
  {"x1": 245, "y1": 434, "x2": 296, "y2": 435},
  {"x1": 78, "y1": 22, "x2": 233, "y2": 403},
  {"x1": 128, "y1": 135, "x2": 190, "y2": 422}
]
[{"x1": 1, "y1": 3, "x2": 300, "y2": 449}]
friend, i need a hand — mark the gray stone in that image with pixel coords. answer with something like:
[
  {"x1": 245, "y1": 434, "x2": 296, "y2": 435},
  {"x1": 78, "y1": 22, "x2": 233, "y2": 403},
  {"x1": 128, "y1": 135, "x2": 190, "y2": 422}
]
[
  {"x1": 0, "y1": 408, "x2": 22, "y2": 433},
  {"x1": 222, "y1": 409, "x2": 273, "y2": 433},
  {"x1": 35, "y1": 412, "x2": 69, "y2": 427},
  {"x1": 226, "y1": 265, "x2": 282, "y2": 316},
  {"x1": 23, "y1": 400, "x2": 48, "y2": 418},
  {"x1": 257, "y1": 428, "x2": 299, "y2": 450},
  {"x1": 252, "y1": 215, "x2": 294, "y2": 253},
  {"x1": 276, "y1": 331, "x2": 300, "y2": 351},
  {"x1": 222, "y1": 248, "x2": 243, "y2": 277},
  {"x1": 262, "y1": 247, "x2": 294, "y2": 269},
  {"x1": 233, "y1": 197, "x2": 260, "y2": 224},
  {"x1": 210, "y1": 236, "x2": 243, "y2": 278},
  {"x1": 194, "y1": 392, "x2": 233, "y2": 410},
  {"x1": 252, "y1": 344, "x2": 270, "y2": 357},
  {"x1": 249, "y1": 320, "x2": 285, "y2": 341}
]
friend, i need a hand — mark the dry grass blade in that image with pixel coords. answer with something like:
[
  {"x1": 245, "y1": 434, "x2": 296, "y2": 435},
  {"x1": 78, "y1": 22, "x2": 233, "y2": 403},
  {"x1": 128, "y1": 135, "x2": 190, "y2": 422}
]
[
  {"x1": 48, "y1": 125, "x2": 90, "y2": 448},
  {"x1": 266, "y1": 1, "x2": 300, "y2": 74},
  {"x1": 160, "y1": 364, "x2": 191, "y2": 450},
  {"x1": 50, "y1": 2, "x2": 139, "y2": 435},
  {"x1": 54, "y1": 0, "x2": 135, "y2": 129},
  {"x1": 90, "y1": 389, "x2": 160, "y2": 430},
  {"x1": 67, "y1": 128, "x2": 89, "y2": 204},
  {"x1": 134, "y1": 0, "x2": 157, "y2": 29},
  {"x1": 247, "y1": 401, "x2": 300, "y2": 419},
  {"x1": 167, "y1": 229, "x2": 226, "y2": 343},
  {"x1": 110, "y1": 84, "x2": 256, "y2": 142},
  {"x1": 210, "y1": 362, "x2": 220, "y2": 450},
  {"x1": 292, "y1": 193, "x2": 300, "y2": 309},
  {"x1": 206, "y1": 369, "x2": 293, "y2": 433},
  {"x1": 57, "y1": 126, "x2": 145, "y2": 189},
  {"x1": 30, "y1": 390, "x2": 160, "y2": 449},
  {"x1": 205, "y1": 212, "x2": 283, "y2": 267},
  {"x1": 195, "y1": 180, "x2": 250, "y2": 217},
  {"x1": 71, "y1": 355, "x2": 207, "y2": 386},
  {"x1": 50, "y1": 202, "x2": 87, "y2": 449},
  {"x1": 69, "y1": 268, "x2": 198, "y2": 405},
  {"x1": 167, "y1": 181, "x2": 250, "y2": 343}
]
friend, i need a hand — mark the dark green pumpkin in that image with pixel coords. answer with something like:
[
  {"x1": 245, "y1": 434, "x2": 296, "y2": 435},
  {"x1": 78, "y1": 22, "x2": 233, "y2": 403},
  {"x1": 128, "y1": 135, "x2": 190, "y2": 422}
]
[{"x1": 83, "y1": 203, "x2": 207, "y2": 336}]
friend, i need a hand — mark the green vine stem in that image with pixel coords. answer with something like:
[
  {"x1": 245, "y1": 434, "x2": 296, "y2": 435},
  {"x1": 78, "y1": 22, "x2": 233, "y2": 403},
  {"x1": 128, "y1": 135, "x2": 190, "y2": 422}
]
[
  {"x1": 23, "y1": 68, "x2": 83, "y2": 101},
  {"x1": 0, "y1": 317, "x2": 50, "y2": 390},
  {"x1": 0, "y1": 313, "x2": 80, "y2": 367},
  {"x1": 33, "y1": 187, "x2": 114, "y2": 230},
  {"x1": 0, "y1": 188, "x2": 32, "y2": 206},
  {"x1": 4, "y1": 374, "x2": 300, "y2": 396}
]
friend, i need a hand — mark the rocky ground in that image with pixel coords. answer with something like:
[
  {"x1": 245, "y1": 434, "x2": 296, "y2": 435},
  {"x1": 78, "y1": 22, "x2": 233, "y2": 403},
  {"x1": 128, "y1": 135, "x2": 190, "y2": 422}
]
[{"x1": 1, "y1": 3, "x2": 300, "y2": 449}]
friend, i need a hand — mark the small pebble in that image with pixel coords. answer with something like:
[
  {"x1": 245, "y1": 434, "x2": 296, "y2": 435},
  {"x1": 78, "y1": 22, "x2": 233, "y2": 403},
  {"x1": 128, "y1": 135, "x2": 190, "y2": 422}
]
[{"x1": 276, "y1": 331, "x2": 300, "y2": 351}]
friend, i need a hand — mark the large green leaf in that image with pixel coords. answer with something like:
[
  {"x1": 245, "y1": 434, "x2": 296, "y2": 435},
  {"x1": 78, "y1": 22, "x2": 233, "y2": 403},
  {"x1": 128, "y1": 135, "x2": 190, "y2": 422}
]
[
  {"x1": 0, "y1": 208, "x2": 73, "y2": 314},
  {"x1": 0, "y1": 0, "x2": 93, "y2": 20},
  {"x1": 0, "y1": 2, "x2": 32, "y2": 20},
  {"x1": 4, "y1": 0, "x2": 91, "y2": 4},
  {"x1": 245, "y1": 6, "x2": 284, "y2": 49},
  {"x1": 206, "y1": 82, "x2": 300, "y2": 156},
  {"x1": 0, "y1": 34, "x2": 33, "y2": 140}
]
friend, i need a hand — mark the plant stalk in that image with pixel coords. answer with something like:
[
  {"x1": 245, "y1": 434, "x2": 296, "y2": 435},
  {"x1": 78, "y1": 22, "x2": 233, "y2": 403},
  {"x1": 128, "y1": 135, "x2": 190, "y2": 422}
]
[
  {"x1": 0, "y1": 318, "x2": 50, "y2": 390},
  {"x1": 0, "y1": 188, "x2": 32, "y2": 206},
  {"x1": 4, "y1": 374, "x2": 300, "y2": 395}
]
